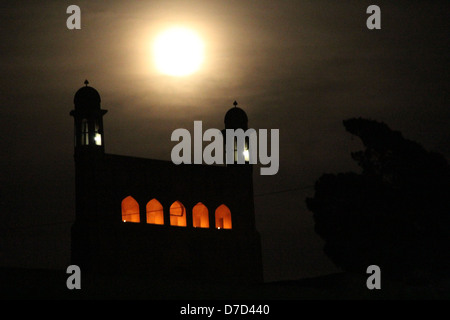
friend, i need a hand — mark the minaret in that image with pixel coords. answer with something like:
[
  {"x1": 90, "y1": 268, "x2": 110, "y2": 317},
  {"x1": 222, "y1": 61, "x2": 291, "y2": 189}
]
[
  {"x1": 70, "y1": 81, "x2": 108, "y2": 270},
  {"x1": 70, "y1": 80, "x2": 107, "y2": 157},
  {"x1": 222, "y1": 101, "x2": 256, "y2": 230},
  {"x1": 69, "y1": 80, "x2": 107, "y2": 224},
  {"x1": 223, "y1": 100, "x2": 251, "y2": 164}
]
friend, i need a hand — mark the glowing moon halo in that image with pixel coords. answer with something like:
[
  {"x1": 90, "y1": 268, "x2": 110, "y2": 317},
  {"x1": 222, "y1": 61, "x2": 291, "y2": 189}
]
[{"x1": 153, "y1": 27, "x2": 204, "y2": 77}]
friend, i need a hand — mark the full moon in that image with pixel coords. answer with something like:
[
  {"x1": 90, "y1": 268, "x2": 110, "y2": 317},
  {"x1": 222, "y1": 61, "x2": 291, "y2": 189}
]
[{"x1": 153, "y1": 27, "x2": 204, "y2": 77}]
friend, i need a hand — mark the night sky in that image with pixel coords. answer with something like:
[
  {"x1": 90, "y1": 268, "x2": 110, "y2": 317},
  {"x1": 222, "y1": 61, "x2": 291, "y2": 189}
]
[{"x1": 1, "y1": 1, "x2": 448, "y2": 282}]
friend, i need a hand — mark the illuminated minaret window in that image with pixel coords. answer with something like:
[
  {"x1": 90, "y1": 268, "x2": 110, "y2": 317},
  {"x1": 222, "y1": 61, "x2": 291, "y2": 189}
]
[{"x1": 94, "y1": 121, "x2": 102, "y2": 145}]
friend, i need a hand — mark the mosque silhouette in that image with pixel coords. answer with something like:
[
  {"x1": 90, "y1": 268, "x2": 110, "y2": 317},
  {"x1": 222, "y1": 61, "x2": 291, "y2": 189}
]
[{"x1": 69, "y1": 80, "x2": 263, "y2": 283}]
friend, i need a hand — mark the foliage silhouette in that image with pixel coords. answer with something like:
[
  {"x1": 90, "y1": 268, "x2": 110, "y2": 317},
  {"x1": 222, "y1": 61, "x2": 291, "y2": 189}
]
[{"x1": 306, "y1": 118, "x2": 450, "y2": 283}]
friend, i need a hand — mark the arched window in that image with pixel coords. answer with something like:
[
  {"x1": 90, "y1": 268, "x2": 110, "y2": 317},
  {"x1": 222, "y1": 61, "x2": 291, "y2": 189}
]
[
  {"x1": 170, "y1": 201, "x2": 186, "y2": 227},
  {"x1": 81, "y1": 119, "x2": 89, "y2": 145},
  {"x1": 146, "y1": 198, "x2": 164, "y2": 225},
  {"x1": 121, "y1": 196, "x2": 140, "y2": 223},
  {"x1": 215, "y1": 204, "x2": 232, "y2": 229},
  {"x1": 94, "y1": 121, "x2": 102, "y2": 146},
  {"x1": 192, "y1": 202, "x2": 209, "y2": 228}
]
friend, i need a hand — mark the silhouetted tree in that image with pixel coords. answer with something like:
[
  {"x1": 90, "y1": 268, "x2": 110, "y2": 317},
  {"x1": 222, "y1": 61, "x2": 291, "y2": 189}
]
[{"x1": 306, "y1": 118, "x2": 450, "y2": 283}]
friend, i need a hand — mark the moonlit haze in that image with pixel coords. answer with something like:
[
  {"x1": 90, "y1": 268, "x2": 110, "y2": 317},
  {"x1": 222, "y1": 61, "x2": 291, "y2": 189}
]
[{"x1": 0, "y1": 1, "x2": 448, "y2": 284}]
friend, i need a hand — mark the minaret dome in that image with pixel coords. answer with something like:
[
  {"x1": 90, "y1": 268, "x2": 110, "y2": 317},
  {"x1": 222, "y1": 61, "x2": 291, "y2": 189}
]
[
  {"x1": 224, "y1": 101, "x2": 248, "y2": 130},
  {"x1": 74, "y1": 79, "x2": 101, "y2": 110}
]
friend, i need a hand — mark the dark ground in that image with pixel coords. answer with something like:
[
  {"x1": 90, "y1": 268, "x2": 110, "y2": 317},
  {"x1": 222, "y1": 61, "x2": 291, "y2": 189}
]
[{"x1": 1, "y1": 267, "x2": 449, "y2": 300}]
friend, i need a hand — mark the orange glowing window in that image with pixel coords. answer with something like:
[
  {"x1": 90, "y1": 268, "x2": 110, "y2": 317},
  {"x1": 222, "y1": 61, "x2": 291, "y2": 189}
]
[
  {"x1": 215, "y1": 204, "x2": 232, "y2": 229},
  {"x1": 170, "y1": 201, "x2": 186, "y2": 227},
  {"x1": 146, "y1": 198, "x2": 164, "y2": 225},
  {"x1": 192, "y1": 202, "x2": 209, "y2": 228},
  {"x1": 122, "y1": 196, "x2": 140, "y2": 223}
]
